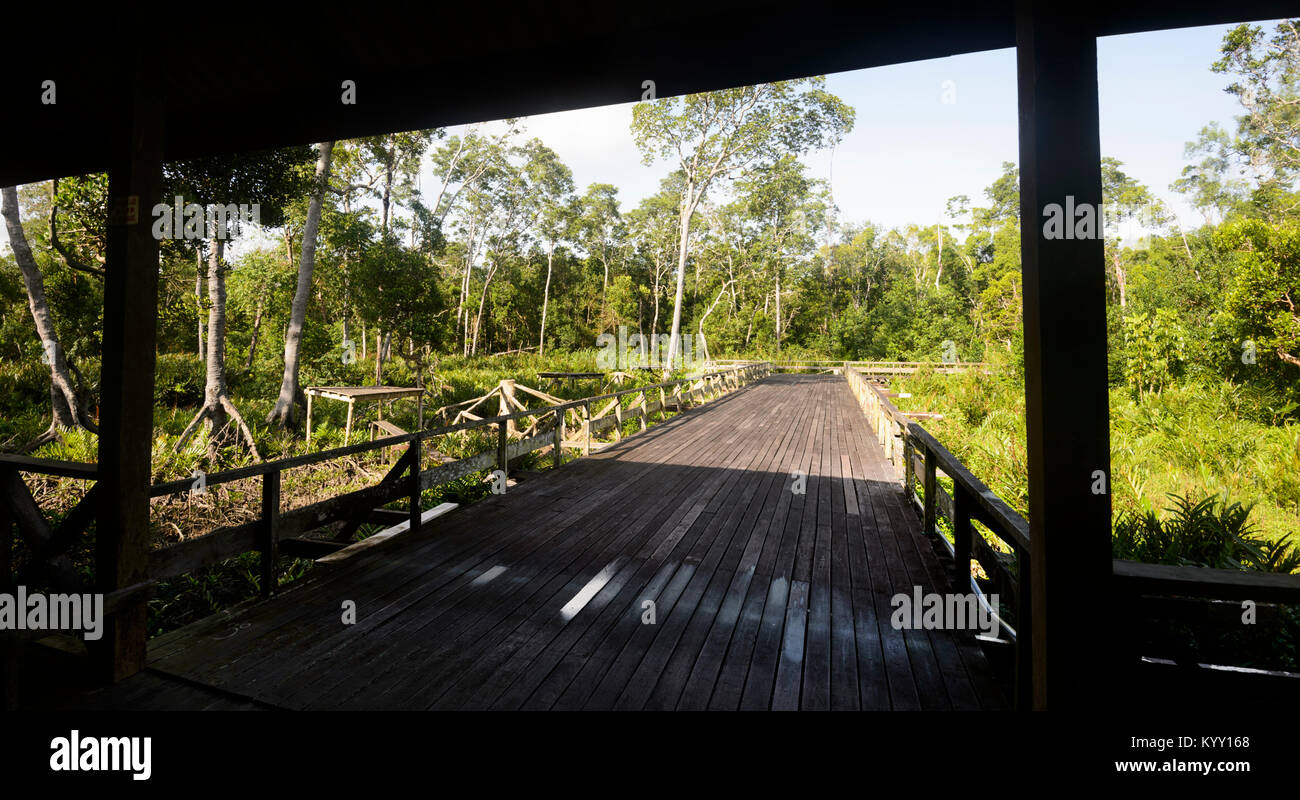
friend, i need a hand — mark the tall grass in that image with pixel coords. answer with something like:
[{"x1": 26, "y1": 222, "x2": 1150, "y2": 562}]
[{"x1": 891, "y1": 367, "x2": 1300, "y2": 572}]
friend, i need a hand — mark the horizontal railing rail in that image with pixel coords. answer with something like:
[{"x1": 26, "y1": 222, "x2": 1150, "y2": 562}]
[{"x1": 708, "y1": 359, "x2": 987, "y2": 374}]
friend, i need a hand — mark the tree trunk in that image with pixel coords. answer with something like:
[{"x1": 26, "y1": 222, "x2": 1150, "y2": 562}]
[
  {"x1": 1111, "y1": 252, "x2": 1128, "y2": 309},
  {"x1": 245, "y1": 295, "x2": 264, "y2": 372},
  {"x1": 539, "y1": 245, "x2": 554, "y2": 358},
  {"x1": 205, "y1": 233, "x2": 229, "y2": 440},
  {"x1": 651, "y1": 260, "x2": 662, "y2": 336},
  {"x1": 697, "y1": 280, "x2": 734, "y2": 366},
  {"x1": 935, "y1": 225, "x2": 943, "y2": 289},
  {"x1": 665, "y1": 190, "x2": 698, "y2": 371},
  {"x1": 775, "y1": 272, "x2": 782, "y2": 355},
  {"x1": 599, "y1": 250, "x2": 609, "y2": 334},
  {"x1": 195, "y1": 246, "x2": 206, "y2": 361},
  {"x1": 268, "y1": 141, "x2": 334, "y2": 428},
  {"x1": 472, "y1": 261, "x2": 498, "y2": 357},
  {"x1": 1, "y1": 186, "x2": 97, "y2": 448},
  {"x1": 175, "y1": 212, "x2": 260, "y2": 461}
]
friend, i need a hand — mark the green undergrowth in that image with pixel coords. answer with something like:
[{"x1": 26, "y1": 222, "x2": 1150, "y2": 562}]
[{"x1": 890, "y1": 365, "x2": 1300, "y2": 571}]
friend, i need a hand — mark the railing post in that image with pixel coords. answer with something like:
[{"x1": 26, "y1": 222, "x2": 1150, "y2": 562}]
[
  {"x1": 923, "y1": 449, "x2": 937, "y2": 537},
  {"x1": 497, "y1": 419, "x2": 508, "y2": 479},
  {"x1": 903, "y1": 432, "x2": 915, "y2": 504},
  {"x1": 614, "y1": 399, "x2": 623, "y2": 441},
  {"x1": 639, "y1": 393, "x2": 648, "y2": 431},
  {"x1": 409, "y1": 437, "x2": 422, "y2": 533},
  {"x1": 553, "y1": 408, "x2": 564, "y2": 469},
  {"x1": 259, "y1": 470, "x2": 281, "y2": 598},
  {"x1": 583, "y1": 401, "x2": 591, "y2": 456},
  {"x1": 952, "y1": 484, "x2": 973, "y2": 590}
]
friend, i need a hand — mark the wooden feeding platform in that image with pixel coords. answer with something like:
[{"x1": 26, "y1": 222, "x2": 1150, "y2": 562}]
[
  {"x1": 305, "y1": 385, "x2": 425, "y2": 444},
  {"x1": 536, "y1": 371, "x2": 604, "y2": 391}
]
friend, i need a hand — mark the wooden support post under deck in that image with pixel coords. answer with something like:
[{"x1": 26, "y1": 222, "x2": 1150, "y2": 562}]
[
  {"x1": 1016, "y1": 1, "x2": 1112, "y2": 709},
  {"x1": 95, "y1": 71, "x2": 164, "y2": 683},
  {"x1": 344, "y1": 398, "x2": 355, "y2": 444},
  {"x1": 260, "y1": 470, "x2": 280, "y2": 598},
  {"x1": 305, "y1": 391, "x2": 314, "y2": 443}
]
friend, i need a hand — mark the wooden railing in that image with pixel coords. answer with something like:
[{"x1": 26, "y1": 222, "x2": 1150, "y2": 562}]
[
  {"x1": 843, "y1": 365, "x2": 1300, "y2": 705},
  {"x1": 708, "y1": 359, "x2": 987, "y2": 375},
  {"x1": 844, "y1": 366, "x2": 1034, "y2": 707},
  {"x1": 2, "y1": 362, "x2": 772, "y2": 618}
]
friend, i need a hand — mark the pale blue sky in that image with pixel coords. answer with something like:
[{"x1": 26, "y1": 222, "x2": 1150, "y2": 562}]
[
  {"x1": 443, "y1": 21, "x2": 1267, "y2": 236},
  {"x1": 0, "y1": 20, "x2": 1279, "y2": 254}
]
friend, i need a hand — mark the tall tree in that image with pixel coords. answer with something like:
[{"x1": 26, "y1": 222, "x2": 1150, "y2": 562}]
[
  {"x1": 1213, "y1": 19, "x2": 1300, "y2": 215},
  {"x1": 171, "y1": 146, "x2": 313, "y2": 461},
  {"x1": 268, "y1": 141, "x2": 334, "y2": 429},
  {"x1": 1, "y1": 185, "x2": 97, "y2": 448},
  {"x1": 631, "y1": 78, "x2": 854, "y2": 370},
  {"x1": 577, "y1": 183, "x2": 623, "y2": 335},
  {"x1": 525, "y1": 140, "x2": 575, "y2": 357}
]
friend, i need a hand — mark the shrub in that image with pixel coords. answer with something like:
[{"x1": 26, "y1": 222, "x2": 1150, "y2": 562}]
[
  {"x1": 1112, "y1": 493, "x2": 1299, "y2": 573},
  {"x1": 154, "y1": 352, "x2": 205, "y2": 407}
]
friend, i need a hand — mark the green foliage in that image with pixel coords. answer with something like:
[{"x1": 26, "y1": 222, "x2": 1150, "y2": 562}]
[
  {"x1": 1111, "y1": 493, "x2": 1298, "y2": 571},
  {"x1": 1123, "y1": 308, "x2": 1185, "y2": 397},
  {"x1": 154, "y1": 352, "x2": 206, "y2": 406}
]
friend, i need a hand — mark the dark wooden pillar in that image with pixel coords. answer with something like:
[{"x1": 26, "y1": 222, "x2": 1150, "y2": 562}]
[
  {"x1": 1015, "y1": 3, "x2": 1112, "y2": 710},
  {"x1": 95, "y1": 69, "x2": 164, "y2": 682}
]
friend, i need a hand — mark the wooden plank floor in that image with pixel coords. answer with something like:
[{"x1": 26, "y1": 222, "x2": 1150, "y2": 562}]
[{"x1": 76, "y1": 374, "x2": 1006, "y2": 711}]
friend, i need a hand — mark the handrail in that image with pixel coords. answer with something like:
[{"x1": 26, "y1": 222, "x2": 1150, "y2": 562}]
[{"x1": 843, "y1": 365, "x2": 1034, "y2": 709}]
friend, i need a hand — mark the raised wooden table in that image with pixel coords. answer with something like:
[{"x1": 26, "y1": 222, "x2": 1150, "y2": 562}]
[
  {"x1": 536, "y1": 372, "x2": 604, "y2": 391},
  {"x1": 305, "y1": 386, "x2": 425, "y2": 444}
]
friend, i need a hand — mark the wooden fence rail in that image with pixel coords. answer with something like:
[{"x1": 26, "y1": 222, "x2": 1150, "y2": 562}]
[{"x1": 707, "y1": 359, "x2": 988, "y2": 375}]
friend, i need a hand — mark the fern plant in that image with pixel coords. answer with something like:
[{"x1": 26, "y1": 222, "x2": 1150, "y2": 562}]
[{"x1": 1112, "y1": 492, "x2": 1296, "y2": 573}]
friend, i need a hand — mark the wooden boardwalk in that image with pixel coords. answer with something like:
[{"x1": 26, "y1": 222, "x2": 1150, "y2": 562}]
[{"x1": 75, "y1": 374, "x2": 1006, "y2": 710}]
